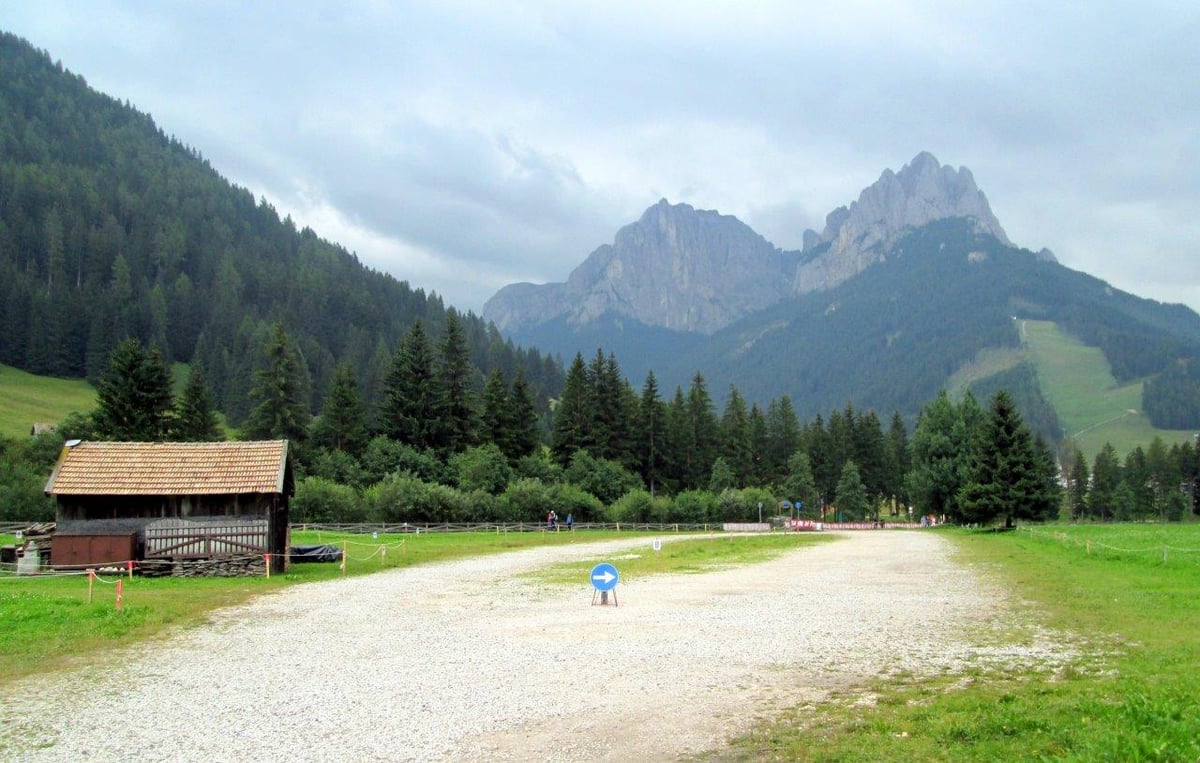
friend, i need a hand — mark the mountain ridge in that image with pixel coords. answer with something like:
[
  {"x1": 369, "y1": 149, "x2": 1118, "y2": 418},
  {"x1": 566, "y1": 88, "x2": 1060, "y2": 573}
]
[
  {"x1": 483, "y1": 160, "x2": 1200, "y2": 434},
  {"x1": 484, "y1": 151, "x2": 1021, "y2": 337}
]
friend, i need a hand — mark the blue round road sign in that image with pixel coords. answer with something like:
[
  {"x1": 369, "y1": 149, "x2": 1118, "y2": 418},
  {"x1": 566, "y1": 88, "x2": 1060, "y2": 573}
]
[{"x1": 589, "y1": 562, "x2": 619, "y2": 592}]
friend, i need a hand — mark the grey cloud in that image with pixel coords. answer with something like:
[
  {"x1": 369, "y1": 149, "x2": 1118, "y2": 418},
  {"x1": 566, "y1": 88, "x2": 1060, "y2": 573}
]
[{"x1": 3, "y1": 1, "x2": 1198, "y2": 314}]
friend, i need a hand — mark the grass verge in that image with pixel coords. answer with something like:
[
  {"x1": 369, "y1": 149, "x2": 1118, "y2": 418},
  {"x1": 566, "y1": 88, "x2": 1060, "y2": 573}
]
[
  {"x1": 521, "y1": 531, "x2": 834, "y2": 588},
  {"x1": 718, "y1": 524, "x2": 1200, "y2": 761}
]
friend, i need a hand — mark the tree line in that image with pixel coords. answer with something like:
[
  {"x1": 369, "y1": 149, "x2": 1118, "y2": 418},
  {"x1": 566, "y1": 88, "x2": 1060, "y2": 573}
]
[{"x1": 13, "y1": 334, "x2": 1173, "y2": 530}]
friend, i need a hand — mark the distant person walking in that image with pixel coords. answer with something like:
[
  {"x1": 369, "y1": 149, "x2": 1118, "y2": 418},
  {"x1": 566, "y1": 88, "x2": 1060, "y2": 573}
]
[{"x1": 566, "y1": 513, "x2": 574, "y2": 531}]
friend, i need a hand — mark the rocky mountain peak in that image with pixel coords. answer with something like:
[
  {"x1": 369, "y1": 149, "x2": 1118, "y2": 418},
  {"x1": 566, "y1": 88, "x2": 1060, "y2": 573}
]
[
  {"x1": 795, "y1": 152, "x2": 1010, "y2": 292},
  {"x1": 484, "y1": 200, "x2": 796, "y2": 335}
]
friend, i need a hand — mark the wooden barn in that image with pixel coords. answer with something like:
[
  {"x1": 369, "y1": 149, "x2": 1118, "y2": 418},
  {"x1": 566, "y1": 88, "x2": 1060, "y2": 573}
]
[{"x1": 44, "y1": 440, "x2": 293, "y2": 575}]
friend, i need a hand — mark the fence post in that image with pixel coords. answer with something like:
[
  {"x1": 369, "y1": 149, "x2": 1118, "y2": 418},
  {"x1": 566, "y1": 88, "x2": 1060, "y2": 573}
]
[
  {"x1": 87, "y1": 568, "x2": 95, "y2": 603},
  {"x1": 264, "y1": 553, "x2": 271, "y2": 578},
  {"x1": 341, "y1": 541, "x2": 348, "y2": 576},
  {"x1": 115, "y1": 579, "x2": 123, "y2": 611},
  {"x1": 381, "y1": 545, "x2": 386, "y2": 567}
]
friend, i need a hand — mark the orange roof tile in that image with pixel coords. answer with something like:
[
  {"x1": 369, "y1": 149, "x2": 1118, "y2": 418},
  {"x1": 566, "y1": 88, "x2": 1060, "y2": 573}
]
[{"x1": 44, "y1": 441, "x2": 289, "y2": 496}]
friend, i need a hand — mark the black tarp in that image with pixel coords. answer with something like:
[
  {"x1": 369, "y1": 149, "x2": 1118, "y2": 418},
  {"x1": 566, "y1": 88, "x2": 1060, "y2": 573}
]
[{"x1": 289, "y1": 544, "x2": 343, "y2": 563}]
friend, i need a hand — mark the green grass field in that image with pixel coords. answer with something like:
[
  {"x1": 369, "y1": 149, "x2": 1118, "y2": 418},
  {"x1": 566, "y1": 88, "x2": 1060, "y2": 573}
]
[
  {"x1": 0, "y1": 364, "x2": 96, "y2": 440},
  {"x1": 1020, "y1": 320, "x2": 1195, "y2": 460},
  {"x1": 727, "y1": 524, "x2": 1200, "y2": 761}
]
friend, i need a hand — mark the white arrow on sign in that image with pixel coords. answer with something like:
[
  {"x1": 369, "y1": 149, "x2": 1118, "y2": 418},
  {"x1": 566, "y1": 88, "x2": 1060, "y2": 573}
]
[{"x1": 592, "y1": 570, "x2": 616, "y2": 585}]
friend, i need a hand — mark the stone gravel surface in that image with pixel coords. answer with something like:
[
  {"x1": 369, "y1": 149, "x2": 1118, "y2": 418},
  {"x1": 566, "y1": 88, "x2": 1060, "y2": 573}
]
[{"x1": 0, "y1": 531, "x2": 1075, "y2": 762}]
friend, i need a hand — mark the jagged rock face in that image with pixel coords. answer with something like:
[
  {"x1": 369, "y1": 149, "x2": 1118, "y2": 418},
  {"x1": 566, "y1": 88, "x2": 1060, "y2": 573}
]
[
  {"x1": 484, "y1": 200, "x2": 796, "y2": 335},
  {"x1": 485, "y1": 152, "x2": 1018, "y2": 337},
  {"x1": 794, "y1": 151, "x2": 1011, "y2": 292}
]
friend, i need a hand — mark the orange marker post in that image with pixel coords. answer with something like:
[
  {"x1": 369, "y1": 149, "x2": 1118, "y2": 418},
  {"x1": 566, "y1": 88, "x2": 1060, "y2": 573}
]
[
  {"x1": 87, "y1": 568, "x2": 96, "y2": 604},
  {"x1": 264, "y1": 553, "x2": 271, "y2": 578},
  {"x1": 127, "y1": 560, "x2": 134, "y2": 579},
  {"x1": 115, "y1": 579, "x2": 124, "y2": 611},
  {"x1": 340, "y1": 541, "x2": 347, "y2": 576}
]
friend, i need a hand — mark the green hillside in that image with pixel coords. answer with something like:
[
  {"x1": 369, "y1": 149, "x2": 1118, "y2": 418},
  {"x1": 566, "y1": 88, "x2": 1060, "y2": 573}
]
[
  {"x1": 0, "y1": 363, "x2": 95, "y2": 439},
  {"x1": 1021, "y1": 320, "x2": 1195, "y2": 459},
  {"x1": 0, "y1": 32, "x2": 564, "y2": 426}
]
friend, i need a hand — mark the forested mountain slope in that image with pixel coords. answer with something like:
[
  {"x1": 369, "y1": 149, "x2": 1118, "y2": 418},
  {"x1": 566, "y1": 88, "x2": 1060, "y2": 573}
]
[
  {"x1": 0, "y1": 33, "x2": 563, "y2": 423},
  {"x1": 655, "y1": 219, "x2": 1200, "y2": 435}
]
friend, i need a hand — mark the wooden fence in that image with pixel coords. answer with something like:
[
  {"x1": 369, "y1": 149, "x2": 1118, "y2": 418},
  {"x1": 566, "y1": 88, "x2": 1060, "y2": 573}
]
[{"x1": 145, "y1": 518, "x2": 269, "y2": 559}]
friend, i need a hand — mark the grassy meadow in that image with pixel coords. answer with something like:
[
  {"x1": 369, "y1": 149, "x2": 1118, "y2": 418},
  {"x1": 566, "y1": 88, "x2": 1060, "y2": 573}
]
[
  {"x1": 1020, "y1": 320, "x2": 1195, "y2": 460},
  {"x1": 725, "y1": 523, "x2": 1200, "y2": 761},
  {"x1": 0, "y1": 363, "x2": 96, "y2": 439}
]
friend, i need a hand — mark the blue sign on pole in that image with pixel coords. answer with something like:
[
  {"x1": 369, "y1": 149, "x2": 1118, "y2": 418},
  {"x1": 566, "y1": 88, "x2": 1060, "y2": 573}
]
[{"x1": 590, "y1": 562, "x2": 619, "y2": 592}]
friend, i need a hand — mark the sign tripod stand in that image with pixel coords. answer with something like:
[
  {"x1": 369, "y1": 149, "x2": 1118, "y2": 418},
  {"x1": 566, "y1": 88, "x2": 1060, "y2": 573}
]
[{"x1": 590, "y1": 562, "x2": 619, "y2": 606}]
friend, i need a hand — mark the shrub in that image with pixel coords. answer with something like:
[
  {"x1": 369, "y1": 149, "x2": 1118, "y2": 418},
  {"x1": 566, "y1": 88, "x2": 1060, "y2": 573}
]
[
  {"x1": 361, "y1": 436, "x2": 446, "y2": 485},
  {"x1": 515, "y1": 450, "x2": 563, "y2": 483},
  {"x1": 501, "y1": 477, "x2": 555, "y2": 522},
  {"x1": 564, "y1": 451, "x2": 641, "y2": 505},
  {"x1": 610, "y1": 489, "x2": 671, "y2": 524},
  {"x1": 452, "y1": 444, "x2": 513, "y2": 495},
  {"x1": 367, "y1": 473, "x2": 435, "y2": 522},
  {"x1": 548, "y1": 482, "x2": 604, "y2": 522},
  {"x1": 307, "y1": 448, "x2": 369, "y2": 489},
  {"x1": 672, "y1": 490, "x2": 719, "y2": 524},
  {"x1": 293, "y1": 476, "x2": 365, "y2": 523}
]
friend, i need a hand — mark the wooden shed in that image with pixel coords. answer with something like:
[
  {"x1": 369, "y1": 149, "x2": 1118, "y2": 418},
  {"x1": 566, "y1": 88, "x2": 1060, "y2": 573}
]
[{"x1": 44, "y1": 440, "x2": 293, "y2": 575}]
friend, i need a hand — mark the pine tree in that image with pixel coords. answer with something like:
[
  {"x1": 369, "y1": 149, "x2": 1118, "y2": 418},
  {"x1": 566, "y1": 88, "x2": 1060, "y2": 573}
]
[
  {"x1": 957, "y1": 391, "x2": 1059, "y2": 527},
  {"x1": 551, "y1": 353, "x2": 592, "y2": 466},
  {"x1": 883, "y1": 411, "x2": 911, "y2": 513},
  {"x1": 1066, "y1": 447, "x2": 1090, "y2": 520},
  {"x1": 173, "y1": 365, "x2": 222, "y2": 442},
  {"x1": 907, "y1": 391, "x2": 972, "y2": 521},
  {"x1": 1029, "y1": 434, "x2": 1063, "y2": 522},
  {"x1": 783, "y1": 451, "x2": 820, "y2": 518},
  {"x1": 748, "y1": 403, "x2": 769, "y2": 488},
  {"x1": 686, "y1": 372, "x2": 720, "y2": 490},
  {"x1": 311, "y1": 364, "x2": 367, "y2": 455},
  {"x1": 720, "y1": 385, "x2": 752, "y2": 487},
  {"x1": 379, "y1": 321, "x2": 438, "y2": 448},
  {"x1": 663, "y1": 386, "x2": 692, "y2": 493},
  {"x1": 834, "y1": 460, "x2": 871, "y2": 521},
  {"x1": 638, "y1": 371, "x2": 667, "y2": 496},
  {"x1": 92, "y1": 337, "x2": 175, "y2": 441},
  {"x1": 709, "y1": 456, "x2": 736, "y2": 492},
  {"x1": 244, "y1": 323, "x2": 310, "y2": 441},
  {"x1": 506, "y1": 370, "x2": 541, "y2": 461},
  {"x1": 1089, "y1": 443, "x2": 1121, "y2": 520},
  {"x1": 434, "y1": 311, "x2": 477, "y2": 453},
  {"x1": 766, "y1": 395, "x2": 801, "y2": 483},
  {"x1": 852, "y1": 409, "x2": 887, "y2": 499},
  {"x1": 481, "y1": 367, "x2": 510, "y2": 449}
]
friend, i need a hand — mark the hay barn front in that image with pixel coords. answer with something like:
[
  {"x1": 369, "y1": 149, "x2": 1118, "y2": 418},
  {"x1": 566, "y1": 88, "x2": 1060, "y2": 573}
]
[{"x1": 44, "y1": 440, "x2": 293, "y2": 575}]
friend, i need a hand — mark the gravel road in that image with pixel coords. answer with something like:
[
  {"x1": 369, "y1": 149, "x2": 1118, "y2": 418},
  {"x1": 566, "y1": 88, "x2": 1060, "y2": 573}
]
[{"x1": 0, "y1": 531, "x2": 1074, "y2": 762}]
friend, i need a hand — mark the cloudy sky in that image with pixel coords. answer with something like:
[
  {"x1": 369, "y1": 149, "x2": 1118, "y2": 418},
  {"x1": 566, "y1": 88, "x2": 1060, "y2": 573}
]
[{"x1": 5, "y1": 2, "x2": 1198, "y2": 315}]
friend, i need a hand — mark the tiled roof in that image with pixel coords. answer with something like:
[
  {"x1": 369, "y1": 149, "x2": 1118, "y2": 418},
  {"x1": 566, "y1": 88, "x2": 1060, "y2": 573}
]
[{"x1": 44, "y1": 441, "x2": 289, "y2": 496}]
